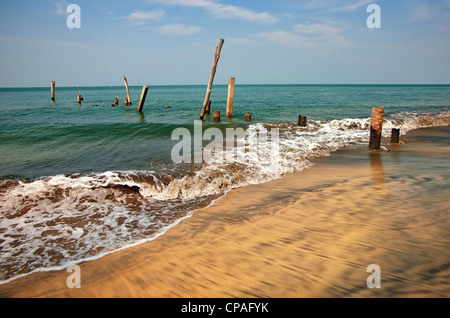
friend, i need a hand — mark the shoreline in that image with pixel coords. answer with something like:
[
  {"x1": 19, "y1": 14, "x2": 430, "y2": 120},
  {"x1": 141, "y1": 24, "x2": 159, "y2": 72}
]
[{"x1": 0, "y1": 125, "x2": 449, "y2": 297}]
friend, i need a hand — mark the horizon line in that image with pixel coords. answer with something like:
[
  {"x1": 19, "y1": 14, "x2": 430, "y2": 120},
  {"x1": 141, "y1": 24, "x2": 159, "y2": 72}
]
[{"x1": 1, "y1": 83, "x2": 450, "y2": 89}]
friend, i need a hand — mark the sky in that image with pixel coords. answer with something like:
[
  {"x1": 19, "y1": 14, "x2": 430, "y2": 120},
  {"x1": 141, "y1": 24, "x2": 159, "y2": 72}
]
[{"x1": 0, "y1": 0, "x2": 450, "y2": 87}]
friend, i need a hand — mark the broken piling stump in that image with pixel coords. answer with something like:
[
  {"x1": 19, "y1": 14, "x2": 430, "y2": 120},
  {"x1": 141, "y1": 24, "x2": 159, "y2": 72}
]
[
  {"x1": 213, "y1": 110, "x2": 220, "y2": 122},
  {"x1": 124, "y1": 97, "x2": 129, "y2": 106},
  {"x1": 244, "y1": 113, "x2": 252, "y2": 121},
  {"x1": 200, "y1": 38, "x2": 225, "y2": 120},
  {"x1": 115, "y1": 96, "x2": 119, "y2": 106},
  {"x1": 391, "y1": 128, "x2": 400, "y2": 144},
  {"x1": 298, "y1": 115, "x2": 307, "y2": 127},
  {"x1": 137, "y1": 85, "x2": 149, "y2": 112},
  {"x1": 51, "y1": 80, "x2": 55, "y2": 101},
  {"x1": 226, "y1": 77, "x2": 235, "y2": 117},
  {"x1": 369, "y1": 107, "x2": 384, "y2": 150},
  {"x1": 77, "y1": 91, "x2": 82, "y2": 104}
]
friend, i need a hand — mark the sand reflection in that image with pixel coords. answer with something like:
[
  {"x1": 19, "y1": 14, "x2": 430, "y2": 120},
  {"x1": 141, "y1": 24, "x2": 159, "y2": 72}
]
[{"x1": 369, "y1": 152, "x2": 385, "y2": 190}]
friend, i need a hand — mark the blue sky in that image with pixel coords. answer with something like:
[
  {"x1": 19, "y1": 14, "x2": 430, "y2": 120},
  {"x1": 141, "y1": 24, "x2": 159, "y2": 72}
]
[{"x1": 0, "y1": 0, "x2": 449, "y2": 86}]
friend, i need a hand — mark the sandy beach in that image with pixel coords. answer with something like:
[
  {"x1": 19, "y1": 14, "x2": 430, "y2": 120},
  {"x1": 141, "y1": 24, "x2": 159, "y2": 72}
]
[{"x1": 0, "y1": 126, "x2": 449, "y2": 298}]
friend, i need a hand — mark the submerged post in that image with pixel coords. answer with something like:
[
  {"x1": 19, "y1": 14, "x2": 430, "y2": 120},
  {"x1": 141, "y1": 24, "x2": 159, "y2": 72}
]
[
  {"x1": 391, "y1": 128, "x2": 400, "y2": 144},
  {"x1": 77, "y1": 90, "x2": 82, "y2": 104},
  {"x1": 226, "y1": 77, "x2": 235, "y2": 117},
  {"x1": 244, "y1": 112, "x2": 252, "y2": 121},
  {"x1": 124, "y1": 76, "x2": 132, "y2": 105},
  {"x1": 137, "y1": 85, "x2": 149, "y2": 112},
  {"x1": 298, "y1": 115, "x2": 307, "y2": 127},
  {"x1": 205, "y1": 100, "x2": 211, "y2": 114},
  {"x1": 213, "y1": 110, "x2": 220, "y2": 122},
  {"x1": 200, "y1": 38, "x2": 225, "y2": 120},
  {"x1": 51, "y1": 80, "x2": 55, "y2": 101},
  {"x1": 369, "y1": 107, "x2": 384, "y2": 150},
  {"x1": 115, "y1": 96, "x2": 119, "y2": 106}
]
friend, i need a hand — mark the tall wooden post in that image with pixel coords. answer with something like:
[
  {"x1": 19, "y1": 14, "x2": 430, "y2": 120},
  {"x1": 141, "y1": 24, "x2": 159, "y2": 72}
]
[
  {"x1": 124, "y1": 76, "x2": 132, "y2": 105},
  {"x1": 369, "y1": 107, "x2": 384, "y2": 150},
  {"x1": 200, "y1": 38, "x2": 225, "y2": 120},
  {"x1": 51, "y1": 80, "x2": 55, "y2": 101},
  {"x1": 137, "y1": 85, "x2": 149, "y2": 112},
  {"x1": 226, "y1": 77, "x2": 235, "y2": 117}
]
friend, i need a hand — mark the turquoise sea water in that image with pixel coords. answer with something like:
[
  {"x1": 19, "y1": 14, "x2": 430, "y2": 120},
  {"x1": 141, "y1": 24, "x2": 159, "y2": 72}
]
[
  {"x1": 1, "y1": 84, "x2": 449, "y2": 178},
  {"x1": 0, "y1": 84, "x2": 449, "y2": 284}
]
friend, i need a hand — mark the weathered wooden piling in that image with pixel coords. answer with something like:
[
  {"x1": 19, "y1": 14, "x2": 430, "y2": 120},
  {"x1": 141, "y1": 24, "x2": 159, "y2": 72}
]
[
  {"x1": 124, "y1": 76, "x2": 132, "y2": 105},
  {"x1": 77, "y1": 90, "x2": 82, "y2": 104},
  {"x1": 200, "y1": 38, "x2": 225, "y2": 120},
  {"x1": 213, "y1": 110, "x2": 220, "y2": 122},
  {"x1": 391, "y1": 128, "x2": 400, "y2": 144},
  {"x1": 124, "y1": 97, "x2": 129, "y2": 106},
  {"x1": 369, "y1": 107, "x2": 384, "y2": 150},
  {"x1": 226, "y1": 77, "x2": 235, "y2": 117},
  {"x1": 115, "y1": 96, "x2": 119, "y2": 106},
  {"x1": 298, "y1": 115, "x2": 307, "y2": 127},
  {"x1": 51, "y1": 80, "x2": 55, "y2": 101},
  {"x1": 205, "y1": 100, "x2": 211, "y2": 114},
  {"x1": 137, "y1": 85, "x2": 149, "y2": 112},
  {"x1": 244, "y1": 112, "x2": 252, "y2": 121}
]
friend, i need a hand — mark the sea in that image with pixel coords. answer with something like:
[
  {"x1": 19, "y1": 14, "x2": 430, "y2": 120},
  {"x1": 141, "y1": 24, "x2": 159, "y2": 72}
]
[{"x1": 0, "y1": 84, "x2": 449, "y2": 284}]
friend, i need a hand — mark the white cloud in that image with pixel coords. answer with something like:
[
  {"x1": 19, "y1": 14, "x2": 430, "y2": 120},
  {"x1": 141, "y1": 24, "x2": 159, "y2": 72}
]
[
  {"x1": 328, "y1": 0, "x2": 373, "y2": 12},
  {"x1": 156, "y1": 24, "x2": 202, "y2": 36},
  {"x1": 49, "y1": 0, "x2": 69, "y2": 16},
  {"x1": 409, "y1": 5, "x2": 433, "y2": 22},
  {"x1": 255, "y1": 31, "x2": 311, "y2": 48},
  {"x1": 227, "y1": 38, "x2": 256, "y2": 45},
  {"x1": 257, "y1": 23, "x2": 354, "y2": 49},
  {"x1": 294, "y1": 23, "x2": 341, "y2": 37},
  {"x1": 126, "y1": 10, "x2": 165, "y2": 25},
  {"x1": 152, "y1": 0, "x2": 277, "y2": 24}
]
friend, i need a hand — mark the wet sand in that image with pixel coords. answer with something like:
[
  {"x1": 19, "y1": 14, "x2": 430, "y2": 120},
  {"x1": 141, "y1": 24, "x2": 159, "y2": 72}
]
[{"x1": 0, "y1": 126, "x2": 449, "y2": 298}]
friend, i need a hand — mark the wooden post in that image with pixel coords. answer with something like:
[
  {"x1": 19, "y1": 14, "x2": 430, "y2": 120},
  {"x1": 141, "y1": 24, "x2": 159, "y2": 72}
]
[
  {"x1": 124, "y1": 76, "x2": 132, "y2": 105},
  {"x1": 391, "y1": 128, "x2": 400, "y2": 144},
  {"x1": 213, "y1": 110, "x2": 220, "y2": 122},
  {"x1": 298, "y1": 115, "x2": 307, "y2": 127},
  {"x1": 200, "y1": 38, "x2": 225, "y2": 120},
  {"x1": 205, "y1": 100, "x2": 211, "y2": 114},
  {"x1": 244, "y1": 113, "x2": 252, "y2": 121},
  {"x1": 137, "y1": 85, "x2": 149, "y2": 112},
  {"x1": 77, "y1": 90, "x2": 82, "y2": 104},
  {"x1": 124, "y1": 97, "x2": 129, "y2": 106},
  {"x1": 115, "y1": 96, "x2": 119, "y2": 106},
  {"x1": 369, "y1": 107, "x2": 384, "y2": 150},
  {"x1": 51, "y1": 80, "x2": 55, "y2": 101},
  {"x1": 226, "y1": 77, "x2": 235, "y2": 117}
]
